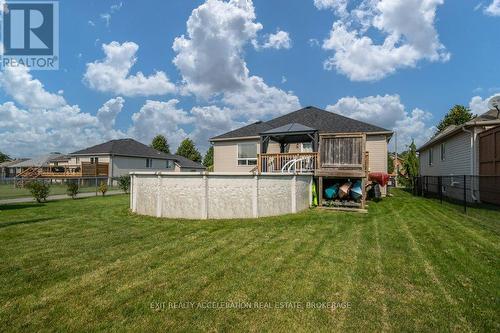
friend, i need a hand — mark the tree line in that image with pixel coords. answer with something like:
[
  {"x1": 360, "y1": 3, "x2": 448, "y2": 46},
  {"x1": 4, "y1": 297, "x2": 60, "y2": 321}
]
[
  {"x1": 150, "y1": 134, "x2": 213, "y2": 169},
  {"x1": 392, "y1": 104, "x2": 475, "y2": 186}
]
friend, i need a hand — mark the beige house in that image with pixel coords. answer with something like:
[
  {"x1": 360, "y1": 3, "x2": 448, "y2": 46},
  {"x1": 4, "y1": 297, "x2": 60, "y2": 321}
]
[{"x1": 210, "y1": 106, "x2": 392, "y2": 207}]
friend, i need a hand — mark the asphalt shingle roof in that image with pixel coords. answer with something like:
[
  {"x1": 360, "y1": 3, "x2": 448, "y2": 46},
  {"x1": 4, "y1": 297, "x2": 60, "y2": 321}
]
[
  {"x1": 9, "y1": 154, "x2": 63, "y2": 168},
  {"x1": 417, "y1": 108, "x2": 500, "y2": 151},
  {"x1": 211, "y1": 106, "x2": 390, "y2": 140},
  {"x1": 71, "y1": 139, "x2": 204, "y2": 169},
  {"x1": 261, "y1": 123, "x2": 317, "y2": 135}
]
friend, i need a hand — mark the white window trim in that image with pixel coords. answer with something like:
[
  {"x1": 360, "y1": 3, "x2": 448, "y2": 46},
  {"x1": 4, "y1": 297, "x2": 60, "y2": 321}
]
[
  {"x1": 146, "y1": 158, "x2": 153, "y2": 168},
  {"x1": 236, "y1": 142, "x2": 258, "y2": 166},
  {"x1": 428, "y1": 148, "x2": 433, "y2": 166},
  {"x1": 440, "y1": 143, "x2": 445, "y2": 161}
]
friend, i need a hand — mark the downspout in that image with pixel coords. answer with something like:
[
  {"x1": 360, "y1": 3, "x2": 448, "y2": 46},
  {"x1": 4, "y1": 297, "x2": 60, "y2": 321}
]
[{"x1": 461, "y1": 126, "x2": 477, "y2": 201}]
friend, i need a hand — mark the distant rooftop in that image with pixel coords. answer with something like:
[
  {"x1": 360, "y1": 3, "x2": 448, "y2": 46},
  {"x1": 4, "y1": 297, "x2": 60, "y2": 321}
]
[{"x1": 71, "y1": 138, "x2": 204, "y2": 169}]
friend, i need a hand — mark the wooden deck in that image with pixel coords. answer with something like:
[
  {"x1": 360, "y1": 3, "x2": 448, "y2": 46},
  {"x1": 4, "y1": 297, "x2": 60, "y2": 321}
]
[
  {"x1": 258, "y1": 152, "x2": 318, "y2": 173},
  {"x1": 16, "y1": 163, "x2": 109, "y2": 179}
]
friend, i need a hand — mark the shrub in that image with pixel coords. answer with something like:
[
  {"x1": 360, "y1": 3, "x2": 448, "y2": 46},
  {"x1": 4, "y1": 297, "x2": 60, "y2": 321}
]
[
  {"x1": 116, "y1": 175, "x2": 131, "y2": 194},
  {"x1": 66, "y1": 182, "x2": 79, "y2": 199},
  {"x1": 98, "y1": 181, "x2": 108, "y2": 197},
  {"x1": 26, "y1": 181, "x2": 50, "y2": 203}
]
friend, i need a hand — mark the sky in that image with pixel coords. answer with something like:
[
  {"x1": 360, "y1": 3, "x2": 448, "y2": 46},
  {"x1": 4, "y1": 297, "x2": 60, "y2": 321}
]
[{"x1": 0, "y1": 0, "x2": 499, "y2": 158}]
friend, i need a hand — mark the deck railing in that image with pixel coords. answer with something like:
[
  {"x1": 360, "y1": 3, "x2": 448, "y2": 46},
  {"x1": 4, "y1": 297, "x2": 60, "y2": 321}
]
[
  {"x1": 258, "y1": 152, "x2": 319, "y2": 173},
  {"x1": 16, "y1": 163, "x2": 110, "y2": 179}
]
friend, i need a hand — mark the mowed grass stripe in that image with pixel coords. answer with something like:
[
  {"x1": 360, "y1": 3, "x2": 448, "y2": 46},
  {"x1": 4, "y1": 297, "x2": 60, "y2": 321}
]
[
  {"x1": 399, "y1": 197, "x2": 498, "y2": 331},
  {"x1": 0, "y1": 191, "x2": 499, "y2": 331}
]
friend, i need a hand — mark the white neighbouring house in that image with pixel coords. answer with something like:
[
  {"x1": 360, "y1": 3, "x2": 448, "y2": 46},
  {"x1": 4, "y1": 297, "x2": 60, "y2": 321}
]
[{"x1": 417, "y1": 108, "x2": 500, "y2": 204}]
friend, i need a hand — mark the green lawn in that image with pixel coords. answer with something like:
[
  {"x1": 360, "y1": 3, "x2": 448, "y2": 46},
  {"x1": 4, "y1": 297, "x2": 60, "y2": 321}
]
[
  {"x1": 0, "y1": 182, "x2": 120, "y2": 200},
  {"x1": 0, "y1": 190, "x2": 498, "y2": 331}
]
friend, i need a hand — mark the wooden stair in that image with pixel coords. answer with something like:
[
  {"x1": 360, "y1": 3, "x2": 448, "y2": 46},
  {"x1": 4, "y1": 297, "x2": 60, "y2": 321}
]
[{"x1": 15, "y1": 167, "x2": 43, "y2": 187}]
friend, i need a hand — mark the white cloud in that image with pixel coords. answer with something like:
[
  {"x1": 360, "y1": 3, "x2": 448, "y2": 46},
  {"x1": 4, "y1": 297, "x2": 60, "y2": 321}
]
[
  {"x1": 485, "y1": 0, "x2": 500, "y2": 15},
  {"x1": 469, "y1": 92, "x2": 500, "y2": 114},
  {"x1": 99, "y1": 1, "x2": 123, "y2": 27},
  {"x1": 257, "y1": 30, "x2": 292, "y2": 50},
  {"x1": 128, "y1": 99, "x2": 192, "y2": 150},
  {"x1": 308, "y1": 38, "x2": 320, "y2": 47},
  {"x1": 326, "y1": 94, "x2": 435, "y2": 149},
  {"x1": 172, "y1": 0, "x2": 300, "y2": 119},
  {"x1": 84, "y1": 41, "x2": 176, "y2": 97},
  {"x1": 88, "y1": 20, "x2": 95, "y2": 27},
  {"x1": 96, "y1": 96, "x2": 124, "y2": 130},
  {"x1": 190, "y1": 105, "x2": 244, "y2": 151},
  {"x1": 0, "y1": 65, "x2": 128, "y2": 157},
  {"x1": 100, "y1": 13, "x2": 111, "y2": 27},
  {"x1": 222, "y1": 75, "x2": 300, "y2": 120},
  {"x1": 316, "y1": 0, "x2": 450, "y2": 81},
  {"x1": 0, "y1": 65, "x2": 66, "y2": 109}
]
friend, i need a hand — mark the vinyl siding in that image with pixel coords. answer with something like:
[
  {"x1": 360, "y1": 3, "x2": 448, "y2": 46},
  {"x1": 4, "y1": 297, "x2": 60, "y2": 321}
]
[
  {"x1": 366, "y1": 135, "x2": 388, "y2": 174},
  {"x1": 365, "y1": 135, "x2": 388, "y2": 195},
  {"x1": 111, "y1": 156, "x2": 175, "y2": 177},
  {"x1": 213, "y1": 140, "x2": 260, "y2": 172},
  {"x1": 419, "y1": 130, "x2": 472, "y2": 176}
]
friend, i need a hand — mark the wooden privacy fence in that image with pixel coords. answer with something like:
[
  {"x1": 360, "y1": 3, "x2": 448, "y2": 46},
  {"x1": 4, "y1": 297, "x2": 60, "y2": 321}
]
[
  {"x1": 81, "y1": 162, "x2": 109, "y2": 177},
  {"x1": 321, "y1": 136, "x2": 363, "y2": 167},
  {"x1": 479, "y1": 126, "x2": 500, "y2": 205}
]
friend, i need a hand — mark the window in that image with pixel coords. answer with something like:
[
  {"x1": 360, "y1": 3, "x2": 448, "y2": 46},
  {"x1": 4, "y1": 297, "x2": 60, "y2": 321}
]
[
  {"x1": 237, "y1": 142, "x2": 257, "y2": 166},
  {"x1": 166, "y1": 160, "x2": 174, "y2": 169},
  {"x1": 301, "y1": 142, "x2": 313, "y2": 152},
  {"x1": 428, "y1": 149, "x2": 433, "y2": 166},
  {"x1": 146, "y1": 158, "x2": 153, "y2": 168},
  {"x1": 440, "y1": 143, "x2": 446, "y2": 161},
  {"x1": 90, "y1": 157, "x2": 99, "y2": 164}
]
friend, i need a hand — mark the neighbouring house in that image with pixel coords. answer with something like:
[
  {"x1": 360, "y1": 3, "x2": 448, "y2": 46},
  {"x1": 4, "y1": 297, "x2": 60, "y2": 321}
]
[
  {"x1": 210, "y1": 106, "x2": 393, "y2": 208},
  {"x1": 8, "y1": 154, "x2": 64, "y2": 178},
  {"x1": 417, "y1": 108, "x2": 500, "y2": 204},
  {"x1": 0, "y1": 159, "x2": 28, "y2": 179},
  {"x1": 14, "y1": 139, "x2": 205, "y2": 182}
]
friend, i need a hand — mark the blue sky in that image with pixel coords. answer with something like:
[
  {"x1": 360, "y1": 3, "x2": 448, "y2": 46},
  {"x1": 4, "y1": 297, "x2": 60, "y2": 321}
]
[{"x1": 0, "y1": 0, "x2": 499, "y2": 158}]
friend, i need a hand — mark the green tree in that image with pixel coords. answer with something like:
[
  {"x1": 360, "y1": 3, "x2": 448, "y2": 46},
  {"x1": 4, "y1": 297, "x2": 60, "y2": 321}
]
[
  {"x1": 116, "y1": 175, "x2": 131, "y2": 194},
  {"x1": 203, "y1": 146, "x2": 214, "y2": 170},
  {"x1": 387, "y1": 152, "x2": 395, "y2": 174},
  {"x1": 150, "y1": 135, "x2": 170, "y2": 154},
  {"x1": 436, "y1": 105, "x2": 475, "y2": 133},
  {"x1": 403, "y1": 140, "x2": 419, "y2": 188},
  {"x1": 176, "y1": 138, "x2": 202, "y2": 163},
  {"x1": 0, "y1": 151, "x2": 10, "y2": 163}
]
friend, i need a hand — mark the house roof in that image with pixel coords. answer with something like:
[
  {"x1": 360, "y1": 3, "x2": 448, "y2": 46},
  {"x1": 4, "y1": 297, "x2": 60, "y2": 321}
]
[
  {"x1": 261, "y1": 123, "x2": 317, "y2": 135},
  {"x1": 417, "y1": 108, "x2": 500, "y2": 152},
  {"x1": 211, "y1": 106, "x2": 391, "y2": 141},
  {"x1": 71, "y1": 138, "x2": 204, "y2": 169},
  {"x1": 9, "y1": 154, "x2": 64, "y2": 168},
  {"x1": 0, "y1": 159, "x2": 29, "y2": 168}
]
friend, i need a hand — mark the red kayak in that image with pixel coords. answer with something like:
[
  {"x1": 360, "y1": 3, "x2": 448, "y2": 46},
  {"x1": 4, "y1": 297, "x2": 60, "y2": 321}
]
[{"x1": 368, "y1": 172, "x2": 389, "y2": 187}]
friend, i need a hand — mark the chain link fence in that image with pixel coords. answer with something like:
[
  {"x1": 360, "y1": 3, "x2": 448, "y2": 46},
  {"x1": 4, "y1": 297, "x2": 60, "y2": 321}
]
[
  {"x1": 0, "y1": 177, "x2": 123, "y2": 201},
  {"x1": 412, "y1": 175, "x2": 500, "y2": 212}
]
